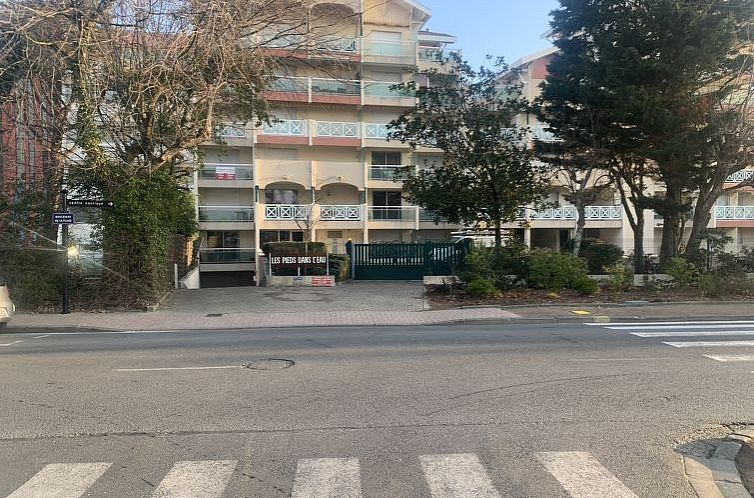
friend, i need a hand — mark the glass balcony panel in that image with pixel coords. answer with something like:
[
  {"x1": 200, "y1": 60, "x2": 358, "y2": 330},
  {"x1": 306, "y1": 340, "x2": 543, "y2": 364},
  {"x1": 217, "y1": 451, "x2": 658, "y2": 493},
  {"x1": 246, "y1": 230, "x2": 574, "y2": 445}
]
[
  {"x1": 311, "y1": 78, "x2": 360, "y2": 96},
  {"x1": 369, "y1": 165, "x2": 403, "y2": 181},
  {"x1": 198, "y1": 207, "x2": 254, "y2": 222},
  {"x1": 198, "y1": 165, "x2": 253, "y2": 180},
  {"x1": 363, "y1": 82, "x2": 411, "y2": 98},
  {"x1": 268, "y1": 76, "x2": 308, "y2": 93},
  {"x1": 368, "y1": 206, "x2": 416, "y2": 221},
  {"x1": 199, "y1": 248, "x2": 256, "y2": 264}
]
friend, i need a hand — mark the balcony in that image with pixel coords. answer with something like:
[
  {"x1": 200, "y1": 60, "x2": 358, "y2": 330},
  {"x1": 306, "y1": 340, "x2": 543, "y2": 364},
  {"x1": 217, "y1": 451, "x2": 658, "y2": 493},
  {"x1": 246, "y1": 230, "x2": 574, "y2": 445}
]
[
  {"x1": 264, "y1": 76, "x2": 361, "y2": 105},
  {"x1": 259, "y1": 33, "x2": 360, "y2": 62},
  {"x1": 526, "y1": 206, "x2": 577, "y2": 220},
  {"x1": 319, "y1": 205, "x2": 362, "y2": 221},
  {"x1": 363, "y1": 82, "x2": 415, "y2": 107},
  {"x1": 361, "y1": 39, "x2": 416, "y2": 65},
  {"x1": 197, "y1": 163, "x2": 254, "y2": 188},
  {"x1": 199, "y1": 248, "x2": 256, "y2": 264},
  {"x1": 715, "y1": 206, "x2": 754, "y2": 220},
  {"x1": 265, "y1": 204, "x2": 311, "y2": 221},
  {"x1": 258, "y1": 119, "x2": 309, "y2": 146},
  {"x1": 313, "y1": 121, "x2": 360, "y2": 147},
  {"x1": 584, "y1": 206, "x2": 623, "y2": 220},
  {"x1": 198, "y1": 206, "x2": 254, "y2": 230},
  {"x1": 418, "y1": 47, "x2": 444, "y2": 62},
  {"x1": 369, "y1": 165, "x2": 404, "y2": 182},
  {"x1": 368, "y1": 206, "x2": 416, "y2": 222}
]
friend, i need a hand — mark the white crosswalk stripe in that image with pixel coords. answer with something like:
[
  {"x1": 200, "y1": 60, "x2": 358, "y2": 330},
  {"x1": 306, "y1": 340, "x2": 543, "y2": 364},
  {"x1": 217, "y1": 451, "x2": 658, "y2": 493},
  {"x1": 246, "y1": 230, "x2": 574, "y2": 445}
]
[
  {"x1": 290, "y1": 457, "x2": 362, "y2": 498},
  {"x1": 703, "y1": 354, "x2": 754, "y2": 362},
  {"x1": 585, "y1": 320, "x2": 754, "y2": 326},
  {"x1": 630, "y1": 330, "x2": 754, "y2": 337},
  {"x1": 663, "y1": 340, "x2": 754, "y2": 348},
  {"x1": 151, "y1": 460, "x2": 237, "y2": 497},
  {"x1": 536, "y1": 452, "x2": 638, "y2": 498},
  {"x1": 420, "y1": 453, "x2": 502, "y2": 498},
  {"x1": 2, "y1": 452, "x2": 640, "y2": 498},
  {"x1": 6, "y1": 462, "x2": 111, "y2": 498}
]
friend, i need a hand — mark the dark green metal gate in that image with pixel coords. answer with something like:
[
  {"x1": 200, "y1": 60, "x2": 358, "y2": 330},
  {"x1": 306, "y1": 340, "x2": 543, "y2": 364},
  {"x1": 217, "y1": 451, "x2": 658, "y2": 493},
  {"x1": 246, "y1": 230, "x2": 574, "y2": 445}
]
[{"x1": 351, "y1": 241, "x2": 469, "y2": 280}]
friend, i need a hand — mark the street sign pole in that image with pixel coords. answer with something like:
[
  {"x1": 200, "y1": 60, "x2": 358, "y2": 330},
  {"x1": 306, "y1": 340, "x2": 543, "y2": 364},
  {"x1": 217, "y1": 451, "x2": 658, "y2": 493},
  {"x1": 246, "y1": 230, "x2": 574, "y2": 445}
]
[{"x1": 61, "y1": 189, "x2": 70, "y2": 315}]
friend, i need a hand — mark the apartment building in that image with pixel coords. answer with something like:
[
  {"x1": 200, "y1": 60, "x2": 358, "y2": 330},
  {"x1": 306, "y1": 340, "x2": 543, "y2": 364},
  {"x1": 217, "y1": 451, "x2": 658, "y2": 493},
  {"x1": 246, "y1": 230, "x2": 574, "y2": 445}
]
[
  {"x1": 507, "y1": 47, "x2": 754, "y2": 257},
  {"x1": 194, "y1": 0, "x2": 460, "y2": 287}
]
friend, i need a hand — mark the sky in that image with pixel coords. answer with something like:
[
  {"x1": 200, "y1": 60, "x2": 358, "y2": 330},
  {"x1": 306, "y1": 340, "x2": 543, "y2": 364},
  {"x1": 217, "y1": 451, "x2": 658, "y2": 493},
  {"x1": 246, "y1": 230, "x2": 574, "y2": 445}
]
[{"x1": 420, "y1": 0, "x2": 561, "y2": 68}]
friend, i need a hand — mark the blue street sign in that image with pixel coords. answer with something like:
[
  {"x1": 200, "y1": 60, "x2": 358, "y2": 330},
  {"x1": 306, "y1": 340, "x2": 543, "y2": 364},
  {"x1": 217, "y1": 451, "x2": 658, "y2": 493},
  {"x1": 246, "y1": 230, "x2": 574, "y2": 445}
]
[{"x1": 53, "y1": 212, "x2": 75, "y2": 225}]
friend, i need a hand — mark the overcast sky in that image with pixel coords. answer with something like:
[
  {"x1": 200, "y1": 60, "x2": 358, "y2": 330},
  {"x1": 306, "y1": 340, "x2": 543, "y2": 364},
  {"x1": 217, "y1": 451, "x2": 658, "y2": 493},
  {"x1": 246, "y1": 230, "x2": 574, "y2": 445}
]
[{"x1": 420, "y1": 0, "x2": 560, "y2": 68}]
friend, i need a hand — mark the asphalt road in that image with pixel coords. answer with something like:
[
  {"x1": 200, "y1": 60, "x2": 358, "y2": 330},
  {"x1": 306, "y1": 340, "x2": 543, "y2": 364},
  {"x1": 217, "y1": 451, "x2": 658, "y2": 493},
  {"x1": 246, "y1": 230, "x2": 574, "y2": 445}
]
[{"x1": 1, "y1": 321, "x2": 753, "y2": 497}]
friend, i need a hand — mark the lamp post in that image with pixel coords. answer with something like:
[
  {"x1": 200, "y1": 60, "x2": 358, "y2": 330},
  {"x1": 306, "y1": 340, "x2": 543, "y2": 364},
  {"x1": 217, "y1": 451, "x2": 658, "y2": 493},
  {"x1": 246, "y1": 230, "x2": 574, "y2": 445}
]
[{"x1": 61, "y1": 189, "x2": 70, "y2": 314}]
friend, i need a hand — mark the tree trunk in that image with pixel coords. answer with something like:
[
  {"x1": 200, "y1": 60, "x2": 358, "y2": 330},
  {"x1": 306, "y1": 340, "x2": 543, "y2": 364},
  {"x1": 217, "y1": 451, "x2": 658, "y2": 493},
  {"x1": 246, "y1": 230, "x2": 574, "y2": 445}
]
[
  {"x1": 659, "y1": 212, "x2": 680, "y2": 268},
  {"x1": 494, "y1": 219, "x2": 502, "y2": 252},
  {"x1": 633, "y1": 209, "x2": 645, "y2": 274},
  {"x1": 684, "y1": 188, "x2": 719, "y2": 256},
  {"x1": 572, "y1": 199, "x2": 586, "y2": 257}
]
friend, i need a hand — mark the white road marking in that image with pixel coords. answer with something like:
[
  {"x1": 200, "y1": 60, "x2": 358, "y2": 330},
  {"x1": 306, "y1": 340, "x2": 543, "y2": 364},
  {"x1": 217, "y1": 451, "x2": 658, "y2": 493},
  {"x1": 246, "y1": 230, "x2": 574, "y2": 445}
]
[
  {"x1": 704, "y1": 354, "x2": 754, "y2": 362},
  {"x1": 536, "y1": 451, "x2": 638, "y2": 498},
  {"x1": 610, "y1": 324, "x2": 754, "y2": 330},
  {"x1": 39, "y1": 330, "x2": 181, "y2": 335},
  {"x1": 114, "y1": 366, "x2": 239, "y2": 372},
  {"x1": 631, "y1": 330, "x2": 754, "y2": 337},
  {"x1": 0, "y1": 340, "x2": 22, "y2": 347},
  {"x1": 566, "y1": 357, "x2": 674, "y2": 362},
  {"x1": 34, "y1": 334, "x2": 50, "y2": 339},
  {"x1": 7, "y1": 462, "x2": 111, "y2": 498},
  {"x1": 151, "y1": 460, "x2": 236, "y2": 497},
  {"x1": 586, "y1": 320, "x2": 754, "y2": 326},
  {"x1": 291, "y1": 458, "x2": 362, "y2": 498},
  {"x1": 420, "y1": 453, "x2": 502, "y2": 498},
  {"x1": 663, "y1": 341, "x2": 754, "y2": 348}
]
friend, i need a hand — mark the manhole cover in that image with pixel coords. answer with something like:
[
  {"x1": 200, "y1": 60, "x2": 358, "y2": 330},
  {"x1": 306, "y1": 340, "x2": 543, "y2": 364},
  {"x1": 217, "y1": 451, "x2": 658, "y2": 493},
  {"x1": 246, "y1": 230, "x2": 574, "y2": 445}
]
[
  {"x1": 241, "y1": 359, "x2": 295, "y2": 370},
  {"x1": 206, "y1": 313, "x2": 224, "y2": 317}
]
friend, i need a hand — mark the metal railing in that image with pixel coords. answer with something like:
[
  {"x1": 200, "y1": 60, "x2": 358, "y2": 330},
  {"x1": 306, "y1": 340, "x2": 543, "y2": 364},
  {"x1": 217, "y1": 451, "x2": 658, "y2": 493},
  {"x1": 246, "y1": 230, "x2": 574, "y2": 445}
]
[
  {"x1": 214, "y1": 124, "x2": 247, "y2": 139},
  {"x1": 320, "y1": 205, "x2": 362, "y2": 221},
  {"x1": 363, "y1": 82, "x2": 411, "y2": 98},
  {"x1": 369, "y1": 165, "x2": 404, "y2": 181},
  {"x1": 262, "y1": 120, "x2": 307, "y2": 136},
  {"x1": 584, "y1": 205, "x2": 623, "y2": 220},
  {"x1": 265, "y1": 204, "x2": 310, "y2": 220},
  {"x1": 199, "y1": 248, "x2": 256, "y2": 264},
  {"x1": 526, "y1": 206, "x2": 578, "y2": 220},
  {"x1": 198, "y1": 164, "x2": 253, "y2": 180},
  {"x1": 314, "y1": 36, "x2": 358, "y2": 53},
  {"x1": 368, "y1": 206, "x2": 416, "y2": 221},
  {"x1": 198, "y1": 206, "x2": 254, "y2": 222},
  {"x1": 361, "y1": 39, "x2": 416, "y2": 61},
  {"x1": 316, "y1": 121, "x2": 359, "y2": 138},
  {"x1": 418, "y1": 47, "x2": 444, "y2": 61},
  {"x1": 726, "y1": 170, "x2": 754, "y2": 183},
  {"x1": 714, "y1": 205, "x2": 754, "y2": 220},
  {"x1": 364, "y1": 123, "x2": 389, "y2": 139}
]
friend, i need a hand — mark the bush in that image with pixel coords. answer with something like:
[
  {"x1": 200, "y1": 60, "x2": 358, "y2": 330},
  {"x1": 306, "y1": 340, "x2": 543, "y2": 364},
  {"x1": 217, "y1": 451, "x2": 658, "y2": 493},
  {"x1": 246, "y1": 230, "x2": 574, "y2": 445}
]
[
  {"x1": 527, "y1": 249, "x2": 589, "y2": 290},
  {"x1": 698, "y1": 273, "x2": 723, "y2": 297},
  {"x1": 572, "y1": 275, "x2": 598, "y2": 296},
  {"x1": 665, "y1": 257, "x2": 696, "y2": 287},
  {"x1": 459, "y1": 242, "x2": 529, "y2": 290},
  {"x1": 466, "y1": 278, "x2": 498, "y2": 298},
  {"x1": 328, "y1": 253, "x2": 350, "y2": 282},
  {"x1": 605, "y1": 262, "x2": 633, "y2": 292},
  {"x1": 566, "y1": 239, "x2": 623, "y2": 274}
]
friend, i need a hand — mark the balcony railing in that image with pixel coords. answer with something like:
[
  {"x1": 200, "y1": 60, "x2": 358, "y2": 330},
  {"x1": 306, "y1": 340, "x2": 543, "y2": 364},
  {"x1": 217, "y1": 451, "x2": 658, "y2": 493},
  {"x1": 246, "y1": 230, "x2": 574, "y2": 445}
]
[
  {"x1": 198, "y1": 206, "x2": 254, "y2": 222},
  {"x1": 361, "y1": 40, "x2": 416, "y2": 62},
  {"x1": 314, "y1": 36, "x2": 358, "y2": 54},
  {"x1": 418, "y1": 47, "x2": 443, "y2": 61},
  {"x1": 526, "y1": 206, "x2": 578, "y2": 220},
  {"x1": 199, "y1": 248, "x2": 256, "y2": 264},
  {"x1": 268, "y1": 76, "x2": 309, "y2": 93},
  {"x1": 198, "y1": 163, "x2": 253, "y2": 180},
  {"x1": 265, "y1": 204, "x2": 310, "y2": 220},
  {"x1": 369, "y1": 165, "x2": 404, "y2": 181},
  {"x1": 368, "y1": 206, "x2": 416, "y2": 221},
  {"x1": 726, "y1": 170, "x2": 754, "y2": 183},
  {"x1": 584, "y1": 205, "x2": 623, "y2": 220},
  {"x1": 214, "y1": 123, "x2": 247, "y2": 139},
  {"x1": 311, "y1": 78, "x2": 360, "y2": 96},
  {"x1": 316, "y1": 121, "x2": 359, "y2": 138},
  {"x1": 364, "y1": 123, "x2": 390, "y2": 139},
  {"x1": 262, "y1": 120, "x2": 307, "y2": 136},
  {"x1": 715, "y1": 206, "x2": 754, "y2": 220},
  {"x1": 320, "y1": 205, "x2": 362, "y2": 221},
  {"x1": 363, "y1": 82, "x2": 412, "y2": 98},
  {"x1": 419, "y1": 209, "x2": 449, "y2": 223}
]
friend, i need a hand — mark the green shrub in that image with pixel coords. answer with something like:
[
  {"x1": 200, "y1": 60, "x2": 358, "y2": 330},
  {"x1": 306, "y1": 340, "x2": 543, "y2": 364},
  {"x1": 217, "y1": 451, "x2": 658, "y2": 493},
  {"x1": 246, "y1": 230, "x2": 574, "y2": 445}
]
[
  {"x1": 699, "y1": 273, "x2": 754, "y2": 298},
  {"x1": 527, "y1": 249, "x2": 589, "y2": 290},
  {"x1": 665, "y1": 257, "x2": 696, "y2": 287},
  {"x1": 460, "y1": 242, "x2": 529, "y2": 289},
  {"x1": 572, "y1": 275, "x2": 598, "y2": 296},
  {"x1": 698, "y1": 273, "x2": 723, "y2": 297},
  {"x1": 466, "y1": 278, "x2": 498, "y2": 298},
  {"x1": 605, "y1": 262, "x2": 633, "y2": 292},
  {"x1": 328, "y1": 253, "x2": 350, "y2": 282},
  {"x1": 567, "y1": 239, "x2": 623, "y2": 274}
]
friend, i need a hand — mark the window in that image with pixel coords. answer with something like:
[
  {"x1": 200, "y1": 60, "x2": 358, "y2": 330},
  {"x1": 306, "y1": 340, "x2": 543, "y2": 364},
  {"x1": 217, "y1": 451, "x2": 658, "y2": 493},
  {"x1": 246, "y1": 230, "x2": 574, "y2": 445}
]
[
  {"x1": 261, "y1": 230, "x2": 304, "y2": 244},
  {"x1": 371, "y1": 152, "x2": 402, "y2": 165},
  {"x1": 206, "y1": 231, "x2": 240, "y2": 249},
  {"x1": 265, "y1": 189, "x2": 299, "y2": 204},
  {"x1": 373, "y1": 191, "x2": 402, "y2": 206}
]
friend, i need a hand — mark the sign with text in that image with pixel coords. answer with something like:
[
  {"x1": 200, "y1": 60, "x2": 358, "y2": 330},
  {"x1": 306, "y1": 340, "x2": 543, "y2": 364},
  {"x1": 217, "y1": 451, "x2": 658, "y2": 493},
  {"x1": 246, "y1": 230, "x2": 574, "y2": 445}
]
[
  {"x1": 67, "y1": 199, "x2": 114, "y2": 208},
  {"x1": 270, "y1": 254, "x2": 328, "y2": 268},
  {"x1": 53, "y1": 212, "x2": 75, "y2": 225},
  {"x1": 215, "y1": 167, "x2": 237, "y2": 180}
]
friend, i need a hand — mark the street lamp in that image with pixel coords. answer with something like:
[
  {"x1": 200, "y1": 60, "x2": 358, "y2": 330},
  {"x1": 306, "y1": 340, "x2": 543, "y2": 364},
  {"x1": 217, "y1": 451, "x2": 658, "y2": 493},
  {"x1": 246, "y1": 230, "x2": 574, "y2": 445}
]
[{"x1": 67, "y1": 245, "x2": 79, "y2": 257}]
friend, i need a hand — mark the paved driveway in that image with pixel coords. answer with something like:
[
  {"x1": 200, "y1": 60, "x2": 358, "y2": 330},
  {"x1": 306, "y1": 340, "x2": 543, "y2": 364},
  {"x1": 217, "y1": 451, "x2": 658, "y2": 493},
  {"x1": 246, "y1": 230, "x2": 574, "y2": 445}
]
[{"x1": 162, "y1": 281, "x2": 427, "y2": 314}]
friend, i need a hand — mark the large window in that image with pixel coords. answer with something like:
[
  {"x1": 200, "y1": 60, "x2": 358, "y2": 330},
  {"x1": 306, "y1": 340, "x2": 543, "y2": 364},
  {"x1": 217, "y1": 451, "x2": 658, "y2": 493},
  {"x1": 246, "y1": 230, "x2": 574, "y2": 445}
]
[
  {"x1": 265, "y1": 189, "x2": 299, "y2": 204},
  {"x1": 206, "y1": 231, "x2": 240, "y2": 249},
  {"x1": 261, "y1": 231, "x2": 304, "y2": 244},
  {"x1": 371, "y1": 151, "x2": 402, "y2": 165}
]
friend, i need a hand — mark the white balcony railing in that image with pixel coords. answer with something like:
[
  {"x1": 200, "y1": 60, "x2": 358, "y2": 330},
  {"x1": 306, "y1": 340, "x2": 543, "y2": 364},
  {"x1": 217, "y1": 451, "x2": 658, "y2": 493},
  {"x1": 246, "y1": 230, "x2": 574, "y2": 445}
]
[
  {"x1": 369, "y1": 165, "x2": 404, "y2": 181},
  {"x1": 418, "y1": 47, "x2": 443, "y2": 61},
  {"x1": 265, "y1": 204, "x2": 310, "y2": 220},
  {"x1": 214, "y1": 123, "x2": 247, "y2": 139},
  {"x1": 527, "y1": 206, "x2": 578, "y2": 220},
  {"x1": 715, "y1": 206, "x2": 754, "y2": 220},
  {"x1": 315, "y1": 36, "x2": 358, "y2": 54},
  {"x1": 198, "y1": 163, "x2": 253, "y2": 180},
  {"x1": 726, "y1": 170, "x2": 754, "y2": 183},
  {"x1": 320, "y1": 205, "x2": 362, "y2": 221},
  {"x1": 584, "y1": 205, "x2": 623, "y2": 220},
  {"x1": 198, "y1": 206, "x2": 254, "y2": 222},
  {"x1": 262, "y1": 120, "x2": 307, "y2": 136},
  {"x1": 364, "y1": 123, "x2": 390, "y2": 139},
  {"x1": 316, "y1": 121, "x2": 359, "y2": 138},
  {"x1": 368, "y1": 206, "x2": 416, "y2": 221}
]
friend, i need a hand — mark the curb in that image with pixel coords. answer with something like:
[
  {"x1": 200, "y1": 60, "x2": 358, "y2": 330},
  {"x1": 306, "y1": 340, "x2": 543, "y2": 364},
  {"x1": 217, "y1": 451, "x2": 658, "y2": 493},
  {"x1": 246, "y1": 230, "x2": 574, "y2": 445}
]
[{"x1": 683, "y1": 429, "x2": 754, "y2": 498}]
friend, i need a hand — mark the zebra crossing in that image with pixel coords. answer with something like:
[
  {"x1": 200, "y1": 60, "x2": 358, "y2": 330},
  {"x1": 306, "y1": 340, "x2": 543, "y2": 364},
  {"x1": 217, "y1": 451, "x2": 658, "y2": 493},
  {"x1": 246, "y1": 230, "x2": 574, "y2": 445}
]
[
  {"x1": 587, "y1": 319, "x2": 754, "y2": 369},
  {"x1": 2, "y1": 451, "x2": 638, "y2": 498}
]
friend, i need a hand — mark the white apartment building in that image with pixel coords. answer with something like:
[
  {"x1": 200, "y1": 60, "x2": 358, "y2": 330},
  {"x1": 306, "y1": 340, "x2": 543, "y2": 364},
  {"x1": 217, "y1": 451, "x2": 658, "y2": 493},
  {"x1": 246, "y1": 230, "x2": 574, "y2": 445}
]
[{"x1": 194, "y1": 0, "x2": 462, "y2": 287}]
